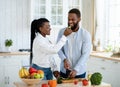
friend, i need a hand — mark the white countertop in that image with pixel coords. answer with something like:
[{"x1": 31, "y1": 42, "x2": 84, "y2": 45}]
[
  {"x1": 0, "y1": 51, "x2": 120, "y2": 62},
  {"x1": 0, "y1": 52, "x2": 30, "y2": 56},
  {"x1": 90, "y1": 51, "x2": 120, "y2": 62}
]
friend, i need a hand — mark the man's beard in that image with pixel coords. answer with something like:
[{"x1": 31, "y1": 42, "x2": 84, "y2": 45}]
[{"x1": 68, "y1": 22, "x2": 79, "y2": 30}]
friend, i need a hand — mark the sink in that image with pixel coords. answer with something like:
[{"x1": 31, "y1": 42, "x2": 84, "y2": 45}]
[
  {"x1": 111, "y1": 52, "x2": 120, "y2": 58},
  {"x1": 19, "y1": 49, "x2": 30, "y2": 52}
]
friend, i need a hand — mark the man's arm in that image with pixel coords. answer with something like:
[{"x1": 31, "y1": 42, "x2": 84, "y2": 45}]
[
  {"x1": 57, "y1": 28, "x2": 71, "y2": 70},
  {"x1": 57, "y1": 29, "x2": 67, "y2": 62}
]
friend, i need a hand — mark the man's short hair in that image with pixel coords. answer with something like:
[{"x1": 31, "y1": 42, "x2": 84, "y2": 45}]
[{"x1": 68, "y1": 8, "x2": 81, "y2": 18}]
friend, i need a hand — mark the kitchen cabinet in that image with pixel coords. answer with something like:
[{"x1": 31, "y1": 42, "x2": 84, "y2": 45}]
[
  {"x1": 0, "y1": 55, "x2": 30, "y2": 87},
  {"x1": 0, "y1": 64, "x2": 4, "y2": 87},
  {"x1": 87, "y1": 56, "x2": 120, "y2": 87}
]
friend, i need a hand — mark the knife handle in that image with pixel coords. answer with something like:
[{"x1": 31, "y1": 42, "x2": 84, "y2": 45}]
[{"x1": 66, "y1": 69, "x2": 71, "y2": 77}]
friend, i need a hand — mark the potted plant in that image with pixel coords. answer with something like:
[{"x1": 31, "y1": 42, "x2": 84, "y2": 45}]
[{"x1": 5, "y1": 39, "x2": 13, "y2": 52}]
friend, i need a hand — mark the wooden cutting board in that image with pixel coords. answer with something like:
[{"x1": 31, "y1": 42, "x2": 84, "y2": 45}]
[{"x1": 61, "y1": 78, "x2": 83, "y2": 83}]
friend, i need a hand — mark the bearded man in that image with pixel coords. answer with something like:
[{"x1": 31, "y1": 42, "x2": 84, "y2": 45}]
[{"x1": 57, "y1": 8, "x2": 92, "y2": 78}]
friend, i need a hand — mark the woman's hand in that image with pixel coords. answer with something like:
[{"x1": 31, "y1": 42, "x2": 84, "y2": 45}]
[
  {"x1": 53, "y1": 71, "x2": 60, "y2": 79},
  {"x1": 64, "y1": 28, "x2": 72, "y2": 36}
]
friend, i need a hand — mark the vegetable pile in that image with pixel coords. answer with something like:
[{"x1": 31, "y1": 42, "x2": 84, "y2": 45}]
[{"x1": 57, "y1": 77, "x2": 71, "y2": 84}]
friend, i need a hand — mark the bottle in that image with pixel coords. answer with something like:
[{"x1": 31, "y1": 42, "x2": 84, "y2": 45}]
[{"x1": 96, "y1": 39, "x2": 103, "y2": 51}]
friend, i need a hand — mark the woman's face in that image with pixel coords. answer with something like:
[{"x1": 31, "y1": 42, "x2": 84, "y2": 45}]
[{"x1": 39, "y1": 22, "x2": 51, "y2": 37}]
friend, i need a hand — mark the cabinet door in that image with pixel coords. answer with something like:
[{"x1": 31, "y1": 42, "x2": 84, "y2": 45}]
[
  {"x1": 87, "y1": 58, "x2": 101, "y2": 73},
  {"x1": 1, "y1": 55, "x2": 30, "y2": 87},
  {"x1": 5, "y1": 55, "x2": 29, "y2": 87},
  {"x1": 0, "y1": 66, "x2": 5, "y2": 87},
  {"x1": 108, "y1": 61, "x2": 120, "y2": 87},
  {"x1": 0, "y1": 56, "x2": 5, "y2": 87},
  {"x1": 4, "y1": 65, "x2": 21, "y2": 87},
  {"x1": 87, "y1": 56, "x2": 120, "y2": 87}
]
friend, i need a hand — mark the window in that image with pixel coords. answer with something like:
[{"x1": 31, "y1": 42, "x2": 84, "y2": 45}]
[
  {"x1": 107, "y1": 0, "x2": 120, "y2": 45},
  {"x1": 31, "y1": 0, "x2": 81, "y2": 43},
  {"x1": 51, "y1": 0, "x2": 63, "y2": 25},
  {"x1": 31, "y1": 0, "x2": 81, "y2": 27},
  {"x1": 31, "y1": 0, "x2": 46, "y2": 19},
  {"x1": 95, "y1": 0, "x2": 120, "y2": 51},
  {"x1": 68, "y1": 0, "x2": 81, "y2": 9}
]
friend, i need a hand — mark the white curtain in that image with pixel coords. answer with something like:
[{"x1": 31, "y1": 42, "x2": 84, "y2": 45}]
[{"x1": 93, "y1": 0, "x2": 106, "y2": 50}]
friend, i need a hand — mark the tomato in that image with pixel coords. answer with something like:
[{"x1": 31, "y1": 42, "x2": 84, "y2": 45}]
[
  {"x1": 74, "y1": 80, "x2": 78, "y2": 85},
  {"x1": 82, "y1": 79, "x2": 88, "y2": 86},
  {"x1": 41, "y1": 83, "x2": 49, "y2": 87}
]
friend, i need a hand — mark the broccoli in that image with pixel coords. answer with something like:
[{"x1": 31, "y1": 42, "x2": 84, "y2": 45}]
[
  {"x1": 90, "y1": 72, "x2": 102, "y2": 85},
  {"x1": 57, "y1": 77, "x2": 63, "y2": 84}
]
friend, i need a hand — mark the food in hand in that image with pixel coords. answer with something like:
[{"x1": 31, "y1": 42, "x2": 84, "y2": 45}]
[
  {"x1": 19, "y1": 67, "x2": 29, "y2": 78},
  {"x1": 90, "y1": 72, "x2": 102, "y2": 85},
  {"x1": 68, "y1": 26, "x2": 71, "y2": 29}
]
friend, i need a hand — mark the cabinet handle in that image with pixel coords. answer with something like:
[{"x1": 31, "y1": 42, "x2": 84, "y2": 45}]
[
  {"x1": 101, "y1": 67, "x2": 105, "y2": 70},
  {"x1": 3, "y1": 56, "x2": 11, "y2": 58},
  {"x1": 101, "y1": 59, "x2": 105, "y2": 61},
  {"x1": 113, "y1": 61, "x2": 118, "y2": 64},
  {"x1": 7, "y1": 77, "x2": 9, "y2": 84},
  {"x1": 4, "y1": 77, "x2": 7, "y2": 84}
]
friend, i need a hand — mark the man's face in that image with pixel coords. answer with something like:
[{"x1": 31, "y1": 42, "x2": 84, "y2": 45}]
[{"x1": 68, "y1": 13, "x2": 80, "y2": 30}]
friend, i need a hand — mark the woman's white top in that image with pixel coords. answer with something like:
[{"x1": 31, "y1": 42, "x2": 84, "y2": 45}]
[{"x1": 32, "y1": 33, "x2": 67, "y2": 71}]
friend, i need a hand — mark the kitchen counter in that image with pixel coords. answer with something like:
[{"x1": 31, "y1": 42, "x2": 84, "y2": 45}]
[
  {"x1": 0, "y1": 51, "x2": 120, "y2": 62},
  {"x1": 14, "y1": 81, "x2": 111, "y2": 87},
  {"x1": 90, "y1": 51, "x2": 120, "y2": 62},
  {"x1": 88, "y1": 51, "x2": 120, "y2": 87},
  {"x1": 0, "y1": 52, "x2": 30, "y2": 56}
]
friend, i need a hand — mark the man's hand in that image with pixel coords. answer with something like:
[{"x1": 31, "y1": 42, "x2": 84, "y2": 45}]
[
  {"x1": 53, "y1": 71, "x2": 60, "y2": 79},
  {"x1": 68, "y1": 70, "x2": 77, "y2": 78},
  {"x1": 64, "y1": 59, "x2": 71, "y2": 70}
]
